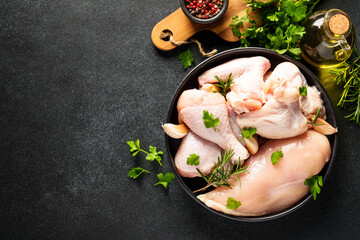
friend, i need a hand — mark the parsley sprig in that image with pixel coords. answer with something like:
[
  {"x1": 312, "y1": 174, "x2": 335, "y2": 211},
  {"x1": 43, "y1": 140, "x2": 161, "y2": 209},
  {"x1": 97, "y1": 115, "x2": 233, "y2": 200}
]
[
  {"x1": 187, "y1": 153, "x2": 200, "y2": 166},
  {"x1": 154, "y1": 172, "x2": 175, "y2": 188},
  {"x1": 230, "y1": 0, "x2": 319, "y2": 59},
  {"x1": 299, "y1": 86, "x2": 307, "y2": 96},
  {"x1": 127, "y1": 139, "x2": 163, "y2": 166},
  {"x1": 226, "y1": 197, "x2": 242, "y2": 210},
  {"x1": 213, "y1": 73, "x2": 234, "y2": 96},
  {"x1": 194, "y1": 149, "x2": 248, "y2": 193},
  {"x1": 240, "y1": 127, "x2": 257, "y2": 141},
  {"x1": 179, "y1": 49, "x2": 194, "y2": 70},
  {"x1": 304, "y1": 175, "x2": 323, "y2": 200},
  {"x1": 203, "y1": 110, "x2": 220, "y2": 131},
  {"x1": 271, "y1": 149, "x2": 283, "y2": 165},
  {"x1": 128, "y1": 167, "x2": 150, "y2": 179}
]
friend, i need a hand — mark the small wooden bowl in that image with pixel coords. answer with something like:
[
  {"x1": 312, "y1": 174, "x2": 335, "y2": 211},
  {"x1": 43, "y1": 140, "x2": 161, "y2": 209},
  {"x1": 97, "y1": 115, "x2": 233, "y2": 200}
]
[{"x1": 179, "y1": 0, "x2": 229, "y2": 24}]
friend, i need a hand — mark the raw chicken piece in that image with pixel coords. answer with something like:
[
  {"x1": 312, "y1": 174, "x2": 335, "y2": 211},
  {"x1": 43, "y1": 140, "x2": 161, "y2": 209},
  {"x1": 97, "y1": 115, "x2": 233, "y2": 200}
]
[
  {"x1": 236, "y1": 62, "x2": 310, "y2": 139},
  {"x1": 175, "y1": 130, "x2": 221, "y2": 178},
  {"x1": 198, "y1": 57, "x2": 270, "y2": 87},
  {"x1": 300, "y1": 86, "x2": 326, "y2": 119},
  {"x1": 264, "y1": 62, "x2": 307, "y2": 102},
  {"x1": 226, "y1": 57, "x2": 271, "y2": 113},
  {"x1": 197, "y1": 130, "x2": 331, "y2": 217},
  {"x1": 178, "y1": 89, "x2": 250, "y2": 162},
  {"x1": 236, "y1": 98, "x2": 308, "y2": 139}
]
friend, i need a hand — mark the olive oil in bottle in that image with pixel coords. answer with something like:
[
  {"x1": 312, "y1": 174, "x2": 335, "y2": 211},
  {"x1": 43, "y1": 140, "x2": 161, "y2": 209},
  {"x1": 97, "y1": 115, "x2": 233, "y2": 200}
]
[{"x1": 299, "y1": 9, "x2": 356, "y2": 68}]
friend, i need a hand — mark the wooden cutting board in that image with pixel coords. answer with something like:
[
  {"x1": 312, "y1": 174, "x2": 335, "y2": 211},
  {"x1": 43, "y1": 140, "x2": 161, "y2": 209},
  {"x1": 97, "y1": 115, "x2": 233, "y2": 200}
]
[{"x1": 151, "y1": 0, "x2": 259, "y2": 51}]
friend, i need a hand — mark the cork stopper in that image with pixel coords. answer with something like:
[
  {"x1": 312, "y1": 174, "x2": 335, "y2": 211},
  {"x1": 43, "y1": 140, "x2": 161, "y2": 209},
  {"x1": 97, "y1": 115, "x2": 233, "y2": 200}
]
[{"x1": 329, "y1": 14, "x2": 350, "y2": 35}]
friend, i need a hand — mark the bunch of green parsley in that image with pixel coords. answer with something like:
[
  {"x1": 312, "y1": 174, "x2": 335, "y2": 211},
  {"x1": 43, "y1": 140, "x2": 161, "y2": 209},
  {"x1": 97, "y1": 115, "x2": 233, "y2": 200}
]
[{"x1": 230, "y1": 0, "x2": 319, "y2": 59}]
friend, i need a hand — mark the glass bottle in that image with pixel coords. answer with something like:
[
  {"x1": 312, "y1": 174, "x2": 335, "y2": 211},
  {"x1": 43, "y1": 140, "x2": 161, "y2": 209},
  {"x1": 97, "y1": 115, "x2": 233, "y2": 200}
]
[{"x1": 299, "y1": 9, "x2": 356, "y2": 68}]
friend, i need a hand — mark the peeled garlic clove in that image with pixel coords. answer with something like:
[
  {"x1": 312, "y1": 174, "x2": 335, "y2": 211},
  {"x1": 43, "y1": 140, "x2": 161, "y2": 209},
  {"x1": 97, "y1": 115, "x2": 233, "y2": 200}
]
[
  {"x1": 244, "y1": 137, "x2": 259, "y2": 155},
  {"x1": 310, "y1": 116, "x2": 338, "y2": 135},
  {"x1": 162, "y1": 123, "x2": 189, "y2": 139},
  {"x1": 201, "y1": 83, "x2": 220, "y2": 93},
  {"x1": 178, "y1": 115, "x2": 184, "y2": 124}
]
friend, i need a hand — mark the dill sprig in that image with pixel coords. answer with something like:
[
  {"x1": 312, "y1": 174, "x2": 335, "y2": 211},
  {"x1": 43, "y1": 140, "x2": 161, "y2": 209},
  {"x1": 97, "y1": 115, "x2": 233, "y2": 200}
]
[
  {"x1": 193, "y1": 149, "x2": 248, "y2": 193},
  {"x1": 329, "y1": 47, "x2": 360, "y2": 125}
]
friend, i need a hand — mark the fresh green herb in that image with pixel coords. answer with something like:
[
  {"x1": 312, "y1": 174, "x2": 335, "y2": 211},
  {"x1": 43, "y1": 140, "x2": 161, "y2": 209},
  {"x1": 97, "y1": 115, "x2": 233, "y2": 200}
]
[
  {"x1": 128, "y1": 167, "x2": 150, "y2": 179},
  {"x1": 230, "y1": 0, "x2": 319, "y2": 59},
  {"x1": 307, "y1": 107, "x2": 325, "y2": 126},
  {"x1": 213, "y1": 73, "x2": 234, "y2": 96},
  {"x1": 226, "y1": 197, "x2": 242, "y2": 210},
  {"x1": 299, "y1": 86, "x2": 307, "y2": 96},
  {"x1": 194, "y1": 149, "x2": 249, "y2": 193},
  {"x1": 179, "y1": 48, "x2": 194, "y2": 70},
  {"x1": 127, "y1": 139, "x2": 141, "y2": 156},
  {"x1": 154, "y1": 172, "x2": 175, "y2": 188},
  {"x1": 127, "y1": 139, "x2": 163, "y2": 166},
  {"x1": 241, "y1": 127, "x2": 257, "y2": 139},
  {"x1": 329, "y1": 47, "x2": 360, "y2": 126},
  {"x1": 304, "y1": 175, "x2": 323, "y2": 200},
  {"x1": 187, "y1": 153, "x2": 200, "y2": 166},
  {"x1": 271, "y1": 149, "x2": 283, "y2": 165},
  {"x1": 203, "y1": 110, "x2": 220, "y2": 131}
]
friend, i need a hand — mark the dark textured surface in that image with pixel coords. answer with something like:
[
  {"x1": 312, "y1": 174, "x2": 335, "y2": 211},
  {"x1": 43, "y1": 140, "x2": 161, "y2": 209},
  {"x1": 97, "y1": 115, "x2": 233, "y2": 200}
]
[{"x1": 1, "y1": 0, "x2": 359, "y2": 239}]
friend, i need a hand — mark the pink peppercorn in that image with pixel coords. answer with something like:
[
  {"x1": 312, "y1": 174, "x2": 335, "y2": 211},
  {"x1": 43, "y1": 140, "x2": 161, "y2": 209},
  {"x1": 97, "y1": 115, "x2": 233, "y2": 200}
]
[{"x1": 185, "y1": 0, "x2": 224, "y2": 19}]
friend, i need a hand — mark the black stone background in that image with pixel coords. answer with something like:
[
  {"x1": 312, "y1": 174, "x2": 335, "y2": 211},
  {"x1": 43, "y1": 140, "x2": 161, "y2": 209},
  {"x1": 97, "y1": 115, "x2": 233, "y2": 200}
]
[{"x1": 1, "y1": 0, "x2": 359, "y2": 239}]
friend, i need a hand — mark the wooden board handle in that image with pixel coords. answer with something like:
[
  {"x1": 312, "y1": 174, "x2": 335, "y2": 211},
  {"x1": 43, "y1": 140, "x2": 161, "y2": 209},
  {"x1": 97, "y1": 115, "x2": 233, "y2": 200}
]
[{"x1": 151, "y1": 0, "x2": 254, "y2": 51}]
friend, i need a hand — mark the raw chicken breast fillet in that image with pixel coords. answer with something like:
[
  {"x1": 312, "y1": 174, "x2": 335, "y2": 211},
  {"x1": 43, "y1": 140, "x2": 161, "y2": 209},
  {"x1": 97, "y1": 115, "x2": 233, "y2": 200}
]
[{"x1": 197, "y1": 130, "x2": 331, "y2": 216}]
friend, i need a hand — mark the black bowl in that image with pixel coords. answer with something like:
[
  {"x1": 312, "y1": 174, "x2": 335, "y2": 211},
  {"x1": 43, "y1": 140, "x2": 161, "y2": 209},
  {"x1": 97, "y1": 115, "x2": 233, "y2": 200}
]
[
  {"x1": 179, "y1": 0, "x2": 229, "y2": 24},
  {"x1": 165, "y1": 47, "x2": 338, "y2": 222}
]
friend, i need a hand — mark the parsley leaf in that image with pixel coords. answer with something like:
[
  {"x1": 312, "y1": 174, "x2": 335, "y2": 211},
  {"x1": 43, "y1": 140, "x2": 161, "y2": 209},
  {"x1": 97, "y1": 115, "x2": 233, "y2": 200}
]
[
  {"x1": 226, "y1": 197, "x2": 242, "y2": 209},
  {"x1": 127, "y1": 139, "x2": 163, "y2": 166},
  {"x1": 304, "y1": 175, "x2": 323, "y2": 200},
  {"x1": 230, "y1": 0, "x2": 319, "y2": 59},
  {"x1": 271, "y1": 149, "x2": 283, "y2": 165},
  {"x1": 203, "y1": 110, "x2": 220, "y2": 131},
  {"x1": 187, "y1": 153, "x2": 200, "y2": 166},
  {"x1": 179, "y1": 49, "x2": 194, "y2": 70},
  {"x1": 128, "y1": 167, "x2": 150, "y2": 179},
  {"x1": 127, "y1": 139, "x2": 141, "y2": 156},
  {"x1": 154, "y1": 172, "x2": 175, "y2": 188},
  {"x1": 213, "y1": 73, "x2": 234, "y2": 96},
  {"x1": 146, "y1": 146, "x2": 163, "y2": 166},
  {"x1": 241, "y1": 127, "x2": 257, "y2": 139},
  {"x1": 299, "y1": 86, "x2": 307, "y2": 96}
]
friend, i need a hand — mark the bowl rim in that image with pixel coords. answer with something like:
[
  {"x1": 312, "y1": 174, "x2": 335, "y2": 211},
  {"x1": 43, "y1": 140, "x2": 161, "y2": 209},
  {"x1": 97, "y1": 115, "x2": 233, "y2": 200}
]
[
  {"x1": 179, "y1": 0, "x2": 229, "y2": 24},
  {"x1": 165, "y1": 47, "x2": 338, "y2": 222}
]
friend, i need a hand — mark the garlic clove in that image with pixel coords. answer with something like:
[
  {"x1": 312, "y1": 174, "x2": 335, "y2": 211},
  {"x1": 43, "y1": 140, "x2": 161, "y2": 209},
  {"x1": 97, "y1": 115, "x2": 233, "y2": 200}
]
[
  {"x1": 244, "y1": 137, "x2": 259, "y2": 155},
  {"x1": 201, "y1": 83, "x2": 220, "y2": 93},
  {"x1": 162, "y1": 123, "x2": 189, "y2": 139},
  {"x1": 310, "y1": 116, "x2": 338, "y2": 135}
]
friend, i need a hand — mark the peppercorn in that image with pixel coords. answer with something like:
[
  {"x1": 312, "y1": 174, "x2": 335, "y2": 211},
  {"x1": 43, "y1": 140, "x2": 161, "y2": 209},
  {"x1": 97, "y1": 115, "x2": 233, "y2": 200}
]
[{"x1": 184, "y1": 0, "x2": 223, "y2": 19}]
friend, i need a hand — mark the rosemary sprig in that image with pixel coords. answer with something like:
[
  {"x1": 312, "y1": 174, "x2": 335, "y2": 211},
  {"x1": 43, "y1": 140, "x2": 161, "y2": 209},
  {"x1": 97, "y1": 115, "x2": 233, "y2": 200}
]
[
  {"x1": 329, "y1": 47, "x2": 360, "y2": 125},
  {"x1": 193, "y1": 149, "x2": 248, "y2": 193},
  {"x1": 213, "y1": 73, "x2": 234, "y2": 96}
]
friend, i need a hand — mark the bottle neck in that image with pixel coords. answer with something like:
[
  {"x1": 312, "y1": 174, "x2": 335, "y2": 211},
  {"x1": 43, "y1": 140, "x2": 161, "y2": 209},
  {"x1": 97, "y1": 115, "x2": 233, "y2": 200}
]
[{"x1": 324, "y1": 9, "x2": 352, "y2": 40}]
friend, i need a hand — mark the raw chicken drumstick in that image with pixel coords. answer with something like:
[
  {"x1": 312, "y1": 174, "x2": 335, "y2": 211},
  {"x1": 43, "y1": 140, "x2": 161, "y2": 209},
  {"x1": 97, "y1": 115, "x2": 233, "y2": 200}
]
[{"x1": 177, "y1": 89, "x2": 250, "y2": 162}]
